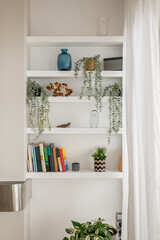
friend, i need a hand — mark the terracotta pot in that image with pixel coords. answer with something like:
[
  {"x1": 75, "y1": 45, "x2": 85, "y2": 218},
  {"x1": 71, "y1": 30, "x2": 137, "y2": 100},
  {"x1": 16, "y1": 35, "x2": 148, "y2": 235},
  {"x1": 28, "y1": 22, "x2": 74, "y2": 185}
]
[{"x1": 85, "y1": 58, "x2": 96, "y2": 71}]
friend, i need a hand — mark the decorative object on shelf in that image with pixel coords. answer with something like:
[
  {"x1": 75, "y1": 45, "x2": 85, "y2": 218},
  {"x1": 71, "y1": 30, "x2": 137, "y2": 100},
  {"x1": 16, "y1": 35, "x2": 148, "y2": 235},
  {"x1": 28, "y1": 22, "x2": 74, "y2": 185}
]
[
  {"x1": 97, "y1": 17, "x2": 110, "y2": 36},
  {"x1": 89, "y1": 109, "x2": 99, "y2": 128},
  {"x1": 26, "y1": 80, "x2": 51, "y2": 138},
  {"x1": 74, "y1": 55, "x2": 103, "y2": 111},
  {"x1": 72, "y1": 162, "x2": 80, "y2": 171},
  {"x1": 46, "y1": 82, "x2": 73, "y2": 96},
  {"x1": 119, "y1": 154, "x2": 122, "y2": 172},
  {"x1": 103, "y1": 82, "x2": 122, "y2": 144},
  {"x1": 104, "y1": 57, "x2": 123, "y2": 71},
  {"x1": 92, "y1": 147, "x2": 107, "y2": 172},
  {"x1": 63, "y1": 217, "x2": 117, "y2": 240},
  {"x1": 56, "y1": 122, "x2": 71, "y2": 128},
  {"x1": 57, "y1": 48, "x2": 72, "y2": 71}
]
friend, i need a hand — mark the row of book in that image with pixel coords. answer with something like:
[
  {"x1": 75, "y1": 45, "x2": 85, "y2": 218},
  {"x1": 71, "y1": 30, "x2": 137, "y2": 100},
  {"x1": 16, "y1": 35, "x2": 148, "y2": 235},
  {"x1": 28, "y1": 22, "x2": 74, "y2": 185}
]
[{"x1": 27, "y1": 143, "x2": 68, "y2": 172}]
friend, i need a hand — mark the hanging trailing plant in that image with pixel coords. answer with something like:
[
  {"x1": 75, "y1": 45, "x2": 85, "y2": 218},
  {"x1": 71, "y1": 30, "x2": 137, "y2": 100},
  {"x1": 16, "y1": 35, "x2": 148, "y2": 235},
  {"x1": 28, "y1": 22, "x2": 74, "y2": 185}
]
[
  {"x1": 26, "y1": 79, "x2": 51, "y2": 138},
  {"x1": 74, "y1": 55, "x2": 103, "y2": 111},
  {"x1": 103, "y1": 83, "x2": 122, "y2": 144}
]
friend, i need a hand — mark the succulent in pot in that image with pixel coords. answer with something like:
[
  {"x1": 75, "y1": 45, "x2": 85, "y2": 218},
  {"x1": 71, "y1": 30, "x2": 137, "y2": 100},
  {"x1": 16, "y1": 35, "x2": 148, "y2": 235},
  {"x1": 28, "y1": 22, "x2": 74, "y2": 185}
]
[
  {"x1": 92, "y1": 147, "x2": 107, "y2": 172},
  {"x1": 63, "y1": 217, "x2": 117, "y2": 240}
]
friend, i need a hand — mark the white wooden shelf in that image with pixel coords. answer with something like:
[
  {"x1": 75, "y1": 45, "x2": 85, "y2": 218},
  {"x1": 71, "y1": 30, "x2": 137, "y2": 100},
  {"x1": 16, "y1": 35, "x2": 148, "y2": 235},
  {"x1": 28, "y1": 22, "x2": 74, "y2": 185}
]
[
  {"x1": 48, "y1": 96, "x2": 109, "y2": 103},
  {"x1": 27, "y1": 128, "x2": 123, "y2": 135},
  {"x1": 26, "y1": 170, "x2": 123, "y2": 179},
  {"x1": 27, "y1": 36, "x2": 124, "y2": 47},
  {"x1": 27, "y1": 70, "x2": 123, "y2": 78}
]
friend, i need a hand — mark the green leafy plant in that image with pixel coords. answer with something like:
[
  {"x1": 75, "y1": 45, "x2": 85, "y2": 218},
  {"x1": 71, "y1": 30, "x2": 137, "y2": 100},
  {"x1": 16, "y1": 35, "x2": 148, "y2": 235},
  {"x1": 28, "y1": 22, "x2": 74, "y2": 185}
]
[
  {"x1": 26, "y1": 79, "x2": 51, "y2": 138},
  {"x1": 63, "y1": 218, "x2": 117, "y2": 240},
  {"x1": 92, "y1": 147, "x2": 107, "y2": 160},
  {"x1": 103, "y1": 83, "x2": 122, "y2": 144},
  {"x1": 74, "y1": 55, "x2": 103, "y2": 111}
]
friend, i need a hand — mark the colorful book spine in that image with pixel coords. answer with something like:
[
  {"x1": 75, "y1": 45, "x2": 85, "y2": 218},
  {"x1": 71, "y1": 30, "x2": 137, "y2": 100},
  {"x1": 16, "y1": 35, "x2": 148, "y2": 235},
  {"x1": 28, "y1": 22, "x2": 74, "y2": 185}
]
[
  {"x1": 47, "y1": 145, "x2": 51, "y2": 171},
  {"x1": 44, "y1": 148, "x2": 50, "y2": 172},
  {"x1": 28, "y1": 145, "x2": 33, "y2": 172},
  {"x1": 50, "y1": 143, "x2": 55, "y2": 172},
  {"x1": 56, "y1": 148, "x2": 62, "y2": 172},
  {"x1": 35, "y1": 146, "x2": 42, "y2": 172},
  {"x1": 32, "y1": 145, "x2": 37, "y2": 172},
  {"x1": 62, "y1": 148, "x2": 68, "y2": 171},
  {"x1": 53, "y1": 147, "x2": 58, "y2": 172},
  {"x1": 39, "y1": 143, "x2": 46, "y2": 172},
  {"x1": 59, "y1": 148, "x2": 66, "y2": 172}
]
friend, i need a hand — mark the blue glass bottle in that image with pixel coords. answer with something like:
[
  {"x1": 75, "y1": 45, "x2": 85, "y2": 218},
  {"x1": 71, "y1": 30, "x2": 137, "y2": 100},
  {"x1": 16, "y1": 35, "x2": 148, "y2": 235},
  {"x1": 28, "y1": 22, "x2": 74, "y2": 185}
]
[{"x1": 57, "y1": 49, "x2": 72, "y2": 71}]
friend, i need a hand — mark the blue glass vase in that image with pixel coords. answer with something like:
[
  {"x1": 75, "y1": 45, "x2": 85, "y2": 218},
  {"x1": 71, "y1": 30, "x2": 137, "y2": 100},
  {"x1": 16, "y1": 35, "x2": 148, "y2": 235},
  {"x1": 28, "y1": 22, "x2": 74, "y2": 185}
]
[{"x1": 57, "y1": 49, "x2": 72, "y2": 71}]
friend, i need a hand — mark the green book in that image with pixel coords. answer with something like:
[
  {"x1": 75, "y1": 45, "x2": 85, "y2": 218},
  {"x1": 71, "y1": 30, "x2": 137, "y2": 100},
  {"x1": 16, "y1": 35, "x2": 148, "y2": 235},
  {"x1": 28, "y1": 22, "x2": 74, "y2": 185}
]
[{"x1": 44, "y1": 148, "x2": 49, "y2": 172}]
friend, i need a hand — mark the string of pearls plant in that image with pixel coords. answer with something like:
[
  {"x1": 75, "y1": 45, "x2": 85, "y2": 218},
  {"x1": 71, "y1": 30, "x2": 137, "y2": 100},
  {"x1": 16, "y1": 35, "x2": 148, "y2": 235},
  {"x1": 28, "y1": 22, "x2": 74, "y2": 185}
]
[
  {"x1": 74, "y1": 55, "x2": 103, "y2": 111},
  {"x1": 26, "y1": 79, "x2": 51, "y2": 138},
  {"x1": 103, "y1": 82, "x2": 122, "y2": 144}
]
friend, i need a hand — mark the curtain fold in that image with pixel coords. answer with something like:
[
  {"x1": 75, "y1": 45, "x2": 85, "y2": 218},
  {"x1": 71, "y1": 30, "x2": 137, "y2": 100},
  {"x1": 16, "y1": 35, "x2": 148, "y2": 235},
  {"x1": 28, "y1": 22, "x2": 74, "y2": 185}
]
[{"x1": 124, "y1": 0, "x2": 160, "y2": 239}]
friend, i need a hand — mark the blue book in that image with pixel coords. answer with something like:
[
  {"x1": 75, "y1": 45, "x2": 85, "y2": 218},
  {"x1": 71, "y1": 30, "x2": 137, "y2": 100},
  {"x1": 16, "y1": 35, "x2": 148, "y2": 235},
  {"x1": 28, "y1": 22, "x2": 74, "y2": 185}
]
[{"x1": 32, "y1": 146, "x2": 37, "y2": 172}]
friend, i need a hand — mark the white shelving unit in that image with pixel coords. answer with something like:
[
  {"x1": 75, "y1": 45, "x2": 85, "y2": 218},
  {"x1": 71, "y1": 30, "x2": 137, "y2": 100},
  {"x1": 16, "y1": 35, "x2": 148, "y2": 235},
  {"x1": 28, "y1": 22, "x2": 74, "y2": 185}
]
[
  {"x1": 26, "y1": 170, "x2": 123, "y2": 179},
  {"x1": 27, "y1": 36, "x2": 123, "y2": 47},
  {"x1": 26, "y1": 35, "x2": 123, "y2": 179},
  {"x1": 27, "y1": 70, "x2": 123, "y2": 78},
  {"x1": 26, "y1": 35, "x2": 124, "y2": 240},
  {"x1": 27, "y1": 127, "x2": 123, "y2": 135},
  {"x1": 47, "y1": 96, "x2": 109, "y2": 103}
]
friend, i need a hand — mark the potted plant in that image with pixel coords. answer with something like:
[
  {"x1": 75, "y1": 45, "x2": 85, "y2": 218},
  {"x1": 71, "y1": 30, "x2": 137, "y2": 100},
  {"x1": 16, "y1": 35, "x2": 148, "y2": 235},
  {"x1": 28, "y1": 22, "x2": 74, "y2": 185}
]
[
  {"x1": 63, "y1": 217, "x2": 117, "y2": 240},
  {"x1": 92, "y1": 147, "x2": 107, "y2": 172},
  {"x1": 74, "y1": 55, "x2": 103, "y2": 111},
  {"x1": 103, "y1": 83, "x2": 122, "y2": 144},
  {"x1": 26, "y1": 79, "x2": 51, "y2": 138}
]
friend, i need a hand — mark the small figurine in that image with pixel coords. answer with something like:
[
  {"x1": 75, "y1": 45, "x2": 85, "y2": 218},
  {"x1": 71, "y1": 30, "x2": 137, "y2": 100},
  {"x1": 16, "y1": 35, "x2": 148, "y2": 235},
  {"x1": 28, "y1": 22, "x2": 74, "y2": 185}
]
[
  {"x1": 56, "y1": 122, "x2": 71, "y2": 128},
  {"x1": 46, "y1": 82, "x2": 73, "y2": 96}
]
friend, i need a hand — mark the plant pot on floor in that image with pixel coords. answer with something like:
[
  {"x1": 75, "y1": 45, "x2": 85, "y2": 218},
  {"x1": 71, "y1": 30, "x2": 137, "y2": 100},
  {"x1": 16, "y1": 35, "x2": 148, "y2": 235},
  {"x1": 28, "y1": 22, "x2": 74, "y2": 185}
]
[{"x1": 94, "y1": 157, "x2": 106, "y2": 172}]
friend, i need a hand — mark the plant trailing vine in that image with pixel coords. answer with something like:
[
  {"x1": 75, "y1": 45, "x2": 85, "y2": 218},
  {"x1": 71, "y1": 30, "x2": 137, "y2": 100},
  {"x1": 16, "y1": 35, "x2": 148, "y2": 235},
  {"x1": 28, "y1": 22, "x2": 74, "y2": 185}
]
[
  {"x1": 63, "y1": 217, "x2": 117, "y2": 240},
  {"x1": 26, "y1": 79, "x2": 51, "y2": 138},
  {"x1": 74, "y1": 55, "x2": 103, "y2": 111},
  {"x1": 103, "y1": 83, "x2": 122, "y2": 144}
]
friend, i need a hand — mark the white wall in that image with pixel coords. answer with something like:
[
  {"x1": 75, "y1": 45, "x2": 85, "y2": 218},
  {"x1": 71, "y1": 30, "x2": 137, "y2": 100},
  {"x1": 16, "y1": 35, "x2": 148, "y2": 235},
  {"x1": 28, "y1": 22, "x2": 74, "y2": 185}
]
[
  {"x1": 0, "y1": 0, "x2": 25, "y2": 181},
  {"x1": 30, "y1": 0, "x2": 124, "y2": 36},
  {"x1": 30, "y1": 179, "x2": 122, "y2": 240},
  {"x1": 0, "y1": 1, "x2": 30, "y2": 240}
]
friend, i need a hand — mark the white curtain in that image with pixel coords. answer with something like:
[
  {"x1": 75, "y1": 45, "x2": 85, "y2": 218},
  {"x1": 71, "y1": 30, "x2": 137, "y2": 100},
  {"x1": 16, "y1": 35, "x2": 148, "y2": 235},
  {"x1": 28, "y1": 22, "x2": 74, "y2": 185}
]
[{"x1": 123, "y1": 0, "x2": 160, "y2": 239}]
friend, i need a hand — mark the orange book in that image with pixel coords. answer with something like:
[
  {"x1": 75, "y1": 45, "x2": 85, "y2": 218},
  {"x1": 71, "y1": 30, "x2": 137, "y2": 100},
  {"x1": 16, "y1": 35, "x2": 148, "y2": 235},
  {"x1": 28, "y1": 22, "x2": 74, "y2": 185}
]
[
  {"x1": 53, "y1": 148, "x2": 58, "y2": 172},
  {"x1": 60, "y1": 148, "x2": 66, "y2": 172}
]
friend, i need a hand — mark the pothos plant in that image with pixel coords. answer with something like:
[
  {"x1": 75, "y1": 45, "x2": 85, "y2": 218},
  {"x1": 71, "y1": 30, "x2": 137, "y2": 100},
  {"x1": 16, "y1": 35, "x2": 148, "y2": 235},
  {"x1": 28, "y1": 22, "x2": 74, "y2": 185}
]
[
  {"x1": 26, "y1": 79, "x2": 51, "y2": 138},
  {"x1": 63, "y1": 218, "x2": 117, "y2": 240},
  {"x1": 74, "y1": 55, "x2": 103, "y2": 111},
  {"x1": 103, "y1": 83, "x2": 122, "y2": 144}
]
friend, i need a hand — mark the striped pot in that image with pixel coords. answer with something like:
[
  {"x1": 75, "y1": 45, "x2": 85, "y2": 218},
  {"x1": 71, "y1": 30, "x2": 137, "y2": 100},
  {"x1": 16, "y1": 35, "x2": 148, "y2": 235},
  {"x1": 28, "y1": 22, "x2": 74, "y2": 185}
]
[{"x1": 94, "y1": 157, "x2": 106, "y2": 172}]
